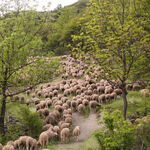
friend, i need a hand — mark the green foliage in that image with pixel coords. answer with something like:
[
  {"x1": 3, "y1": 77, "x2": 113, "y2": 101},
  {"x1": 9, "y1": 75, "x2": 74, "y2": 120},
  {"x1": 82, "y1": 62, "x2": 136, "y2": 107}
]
[
  {"x1": 71, "y1": 0, "x2": 150, "y2": 82},
  {"x1": 5, "y1": 124, "x2": 25, "y2": 144},
  {"x1": 135, "y1": 116, "x2": 150, "y2": 149},
  {"x1": 19, "y1": 107, "x2": 43, "y2": 139},
  {"x1": 94, "y1": 110, "x2": 137, "y2": 150}
]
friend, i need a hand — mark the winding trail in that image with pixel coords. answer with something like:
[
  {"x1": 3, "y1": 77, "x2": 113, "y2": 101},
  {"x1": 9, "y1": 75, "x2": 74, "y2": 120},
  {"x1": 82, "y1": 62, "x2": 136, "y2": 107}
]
[{"x1": 56, "y1": 112, "x2": 104, "y2": 150}]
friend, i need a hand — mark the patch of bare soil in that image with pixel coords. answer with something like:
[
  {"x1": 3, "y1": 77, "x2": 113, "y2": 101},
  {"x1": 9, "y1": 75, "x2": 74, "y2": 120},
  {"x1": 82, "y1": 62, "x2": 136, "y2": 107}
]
[{"x1": 56, "y1": 112, "x2": 104, "y2": 150}]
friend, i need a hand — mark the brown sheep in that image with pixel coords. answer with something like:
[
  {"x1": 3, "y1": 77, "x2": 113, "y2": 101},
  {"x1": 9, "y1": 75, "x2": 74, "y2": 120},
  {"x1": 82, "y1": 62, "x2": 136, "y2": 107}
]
[
  {"x1": 20, "y1": 96, "x2": 25, "y2": 104},
  {"x1": 98, "y1": 94, "x2": 106, "y2": 104},
  {"x1": 46, "y1": 129, "x2": 58, "y2": 142},
  {"x1": 73, "y1": 126, "x2": 80, "y2": 141},
  {"x1": 105, "y1": 86, "x2": 113, "y2": 94},
  {"x1": 26, "y1": 99, "x2": 32, "y2": 106},
  {"x1": 14, "y1": 139, "x2": 20, "y2": 150},
  {"x1": 0, "y1": 144, "x2": 2, "y2": 150},
  {"x1": 82, "y1": 99, "x2": 89, "y2": 106},
  {"x1": 126, "y1": 84, "x2": 133, "y2": 91},
  {"x1": 42, "y1": 124, "x2": 53, "y2": 131},
  {"x1": 18, "y1": 136, "x2": 29, "y2": 150},
  {"x1": 26, "y1": 137, "x2": 37, "y2": 150},
  {"x1": 7, "y1": 141, "x2": 14, "y2": 147},
  {"x1": 14, "y1": 96, "x2": 19, "y2": 102},
  {"x1": 114, "y1": 89, "x2": 122, "y2": 95},
  {"x1": 53, "y1": 126, "x2": 60, "y2": 134},
  {"x1": 60, "y1": 123, "x2": 70, "y2": 130},
  {"x1": 55, "y1": 105, "x2": 64, "y2": 113},
  {"x1": 110, "y1": 92, "x2": 117, "y2": 100},
  {"x1": 45, "y1": 99, "x2": 52, "y2": 108},
  {"x1": 2, "y1": 145, "x2": 14, "y2": 150},
  {"x1": 133, "y1": 83, "x2": 140, "y2": 91},
  {"x1": 71, "y1": 101, "x2": 77, "y2": 111},
  {"x1": 38, "y1": 132, "x2": 49, "y2": 147},
  {"x1": 77, "y1": 104, "x2": 85, "y2": 114},
  {"x1": 89, "y1": 101, "x2": 100, "y2": 112},
  {"x1": 140, "y1": 89, "x2": 149, "y2": 97},
  {"x1": 60, "y1": 128, "x2": 70, "y2": 143},
  {"x1": 97, "y1": 86, "x2": 105, "y2": 94},
  {"x1": 45, "y1": 113, "x2": 56, "y2": 125},
  {"x1": 43, "y1": 108, "x2": 50, "y2": 117},
  {"x1": 65, "y1": 117, "x2": 72, "y2": 125}
]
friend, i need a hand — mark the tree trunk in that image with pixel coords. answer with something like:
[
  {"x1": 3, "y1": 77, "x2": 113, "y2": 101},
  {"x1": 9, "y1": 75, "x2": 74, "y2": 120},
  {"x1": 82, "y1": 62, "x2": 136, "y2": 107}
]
[
  {"x1": 0, "y1": 95, "x2": 7, "y2": 143},
  {"x1": 0, "y1": 83, "x2": 7, "y2": 144},
  {"x1": 122, "y1": 84, "x2": 128, "y2": 120}
]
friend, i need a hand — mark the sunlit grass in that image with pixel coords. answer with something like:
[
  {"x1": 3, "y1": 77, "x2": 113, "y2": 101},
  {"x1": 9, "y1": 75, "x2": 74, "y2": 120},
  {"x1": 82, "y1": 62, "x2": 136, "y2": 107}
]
[{"x1": 102, "y1": 91, "x2": 150, "y2": 118}]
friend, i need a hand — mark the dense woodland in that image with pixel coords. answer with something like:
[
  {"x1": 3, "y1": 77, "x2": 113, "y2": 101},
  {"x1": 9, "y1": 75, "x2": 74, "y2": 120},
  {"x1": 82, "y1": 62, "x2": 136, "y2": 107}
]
[{"x1": 0, "y1": 0, "x2": 150, "y2": 150}]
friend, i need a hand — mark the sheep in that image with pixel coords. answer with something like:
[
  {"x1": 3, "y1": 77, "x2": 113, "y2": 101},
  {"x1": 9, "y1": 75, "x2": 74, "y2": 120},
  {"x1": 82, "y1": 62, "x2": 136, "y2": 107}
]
[
  {"x1": 46, "y1": 129, "x2": 58, "y2": 142},
  {"x1": 77, "y1": 104, "x2": 85, "y2": 114},
  {"x1": 58, "y1": 121, "x2": 65, "y2": 128},
  {"x1": 62, "y1": 103, "x2": 69, "y2": 109},
  {"x1": 37, "y1": 109, "x2": 44, "y2": 118},
  {"x1": 66, "y1": 100, "x2": 71, "y2": 107},
  {"x1": 73, "y1": 126, "x2": 80, "y2": 141},
  {"x1": 99, "y1": 94, "x2": 106, "y2": 104},
  {"x1": 65, "y1": 117, "x2": 72, "y2": 125},
  {"x1": 60, "y1": 128, "x2": 70, "y2": 143},
  {"x1": 53, "y1": 126, "x2": 60, "y2": 134},
  {"x1": 26, "y1": 137, "x2": 37, "y2": 150},
  {"x1": 42, "y1": 124, "x2": 53, "y2": 131},
  {"x1": 140, "y1": 89, "x2": 149, "y2": 97},
  {"x1": 55, "y1": 105, "x2": 64, "y2": 113},
  {"x1": 89, "y1": 101, "x2": 100, "y2": 112},
  {"x1": 7, "y1": 141, "x2": 14, "y2": 147},
  {"x1": 20, "y1": 96, "x2": 25, "y2": 104},
  {"x1": 33, "y1": 98, "x2": 40, "y2": 105},
  {"x1": 26, "y1": 99, "x2": 32, "y2": 106},
  {"x1": 114, "y1": 89, "x2": 122, "y2": 95},
  {"x1": 133, "y1": 83, "x2": 140, "y2": 91},
  {"x1": 76, "y1": 99, "x2": 82, "y2": 106},
  {"x1": 18, "y1": 136, "x2": 28, "y2": 150},
  {"x1": 2, "y1": 145, "x2": 14, "y2": 150},
  {"x1": 46, "y1": 99, "x2": 52, "y2": 108},
  {"x1": 126, "y1": 84, "x2": 133, "y2": 91},
  {"x1": 44, "y1": 92, "x2": 49, "y2": 98},
  {"x1": 14, "y1": 96, "x2": 19, "y2": 102},
  {"x1": 45, "y1": 113, "x2": 57, "y2": 125},
  {"x1": 97, "y1": 86, "x2": 105, "y2": 94},
  {"x1": 43, "y1": 108, "x2": 50, "y2": 117},
  {"x1": 105, "y1": 86, "x2": 113, "y2": 94},
  {"x1": 38, "y1": 132, "x2": 49, "y2": 147},
  {"x1": 71, "y1": 101, "x2": 77, "y2": 111},
  {"x1": 60, "y1": 123, "x2": 70, "y2": 130},
  {"x1": 110, "y1": 92, "x2": 117, "y2": 100},
  {"x1": 0, "y1": 144, "x2": 2, "y2": 150},
  {"x1": 82, "y1": 99, "x2": 89, "y2": 106},
  {"x1": 26, "y1": 90, "x2": 31, "y2": 95},
  {"x1": 37, "y1": 91, "x2": 42, "y2": 97},
  {"x1": 14, "y1": 139, "x2": 20, "y2": 150}
]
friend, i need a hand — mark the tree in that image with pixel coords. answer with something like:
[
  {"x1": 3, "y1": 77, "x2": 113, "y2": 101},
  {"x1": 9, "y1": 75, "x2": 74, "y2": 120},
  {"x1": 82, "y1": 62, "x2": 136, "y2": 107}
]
[
  {"x1": 71, "y1": 0, "x2": 149, "y2": 119},
  {"x1": 0, "y1": 0, "x2": 60, "y2": 143}
]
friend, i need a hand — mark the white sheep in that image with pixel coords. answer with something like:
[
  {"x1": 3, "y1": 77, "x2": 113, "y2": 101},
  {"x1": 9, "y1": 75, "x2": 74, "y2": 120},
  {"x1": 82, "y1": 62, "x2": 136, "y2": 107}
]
[
  {"x1": 60, "y1": 128, "x2": 70, "y2": 143},
  {"x1": 73, "y1": 126, "x2": 80, "y2": 141}
]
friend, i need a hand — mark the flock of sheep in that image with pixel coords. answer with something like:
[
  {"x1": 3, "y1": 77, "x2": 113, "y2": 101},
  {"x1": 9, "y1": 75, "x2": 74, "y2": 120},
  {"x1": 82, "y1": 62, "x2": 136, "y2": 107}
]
[{"x1": 0, "y1": 55, "x2": 149, "y2": 150}]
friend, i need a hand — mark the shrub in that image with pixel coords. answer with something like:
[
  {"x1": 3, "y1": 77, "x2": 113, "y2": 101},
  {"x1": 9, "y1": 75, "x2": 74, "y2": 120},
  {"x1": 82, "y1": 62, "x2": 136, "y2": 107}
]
[
  {"x1": 94, "y1": 110, "x2": 137, "y2": 150},
  {"x1": 19, "y1": 107, "x2": 43, "y2": 139}
]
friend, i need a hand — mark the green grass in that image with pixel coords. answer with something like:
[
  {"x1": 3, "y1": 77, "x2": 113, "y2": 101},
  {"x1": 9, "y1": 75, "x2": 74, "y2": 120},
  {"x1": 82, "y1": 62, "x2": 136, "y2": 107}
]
[
  {"x1": 102, "y1": 91, "x2": 150, "y2": 118},
  {"x1": 75, "y1": 135, "x2": 100, "y2": 150},
  {"x1": 83, "y1": 106, "x2": 90, "y2": 118}
]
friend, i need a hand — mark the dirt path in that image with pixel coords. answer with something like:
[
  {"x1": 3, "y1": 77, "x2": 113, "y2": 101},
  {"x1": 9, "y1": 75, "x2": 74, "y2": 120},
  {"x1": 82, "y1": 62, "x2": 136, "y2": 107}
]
[{"x1": 56, "y1": 112, "x2": 104, "y2": 150}]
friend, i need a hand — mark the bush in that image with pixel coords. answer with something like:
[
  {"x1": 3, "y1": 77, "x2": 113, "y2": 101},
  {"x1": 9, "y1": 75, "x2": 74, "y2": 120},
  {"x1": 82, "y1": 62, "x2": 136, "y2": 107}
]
[
  {"x1": 19, "y1": 107, "x2": 43, "y2": 139},
  {"x1": 94, "y1": 110, "x2": 137, "y2": 150}
]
